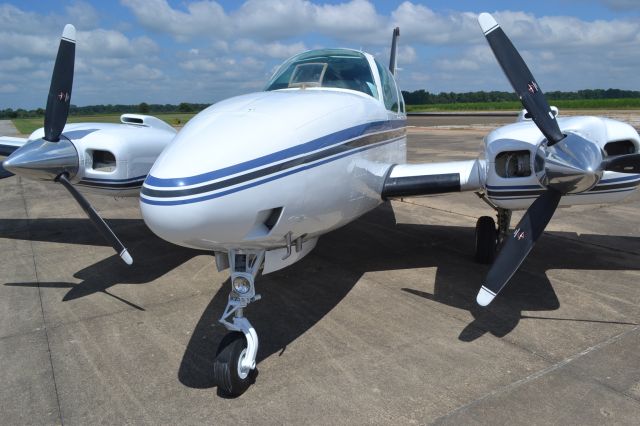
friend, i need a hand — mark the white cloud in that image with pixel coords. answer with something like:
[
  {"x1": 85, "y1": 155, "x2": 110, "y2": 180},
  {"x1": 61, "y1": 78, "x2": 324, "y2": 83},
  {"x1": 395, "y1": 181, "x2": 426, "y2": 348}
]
[
  {"x1": 391, "y1": 2, "x2": 478, "y2": 45},
  {"x1": 120, "y1": 0, "x2": 230, "y2": 40},
  {"x1": 0, "y1": 57, "x2": 34, "y2": 71},
  {"x1": 77, "y1": 30, "x2": 159, "y2": 57},
  {"x1": 65, "y1": 1, "x2": 100, "y2": 30},
  {"x1": 0, "y1": 83, "x2": 18, "y2": 93},
  {"x1": 128, "y1": 63, "x2": 164, "y2": 80},
  {"x1": 180, "y1": 58, "x2": 219, "y2": 72},
  {"x1": 235, "y1": 39, "x2": 308, "y2": 59},
  {"x1": 2, "y1": 1, "x2": 640, "y2": 108}
]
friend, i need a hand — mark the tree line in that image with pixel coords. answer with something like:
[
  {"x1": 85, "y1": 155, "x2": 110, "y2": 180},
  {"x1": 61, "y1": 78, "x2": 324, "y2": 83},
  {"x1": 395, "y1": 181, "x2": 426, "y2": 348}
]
[
  {"x1": 3, "y1": 88, "x2": 640, "y2": 119},
  {"x1": 401, "y1": 88, "x2": 640, "y2": 105},
  {"x1": 0, "y1": 102, "x2": 209, "y2": 119}
]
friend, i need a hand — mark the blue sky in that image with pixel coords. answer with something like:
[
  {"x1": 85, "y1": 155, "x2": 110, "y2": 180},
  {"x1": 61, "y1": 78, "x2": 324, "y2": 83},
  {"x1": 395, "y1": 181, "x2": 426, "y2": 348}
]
[{"x1": 0, "y1": 0, "x2": 639, "y2": 108}]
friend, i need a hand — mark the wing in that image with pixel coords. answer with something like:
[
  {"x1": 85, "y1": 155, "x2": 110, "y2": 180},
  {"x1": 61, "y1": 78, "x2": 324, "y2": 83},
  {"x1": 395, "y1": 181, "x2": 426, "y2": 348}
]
[
  {"x1": 381, "y1": 159, "x2": 482, "y2": 199},
  {"x1": 0, "y1": 136, "x2": 28, "y2": 156},
  {"x1": 0, "y1": 136, "x2": 28, "y2": 178}
]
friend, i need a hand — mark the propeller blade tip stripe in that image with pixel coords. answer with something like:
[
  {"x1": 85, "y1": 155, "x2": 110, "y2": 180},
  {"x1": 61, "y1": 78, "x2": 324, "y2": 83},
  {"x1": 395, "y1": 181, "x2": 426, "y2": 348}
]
[
  {"x1": 120, "y1": 249, "x2": 133, "y2": 265},
  {"x1": 478, "y1": 13, "x2": 499, "y2": 34},
  {"x1": 476, "y1": 285, "x2": 496, "y2": 307},
  {"x1": 62, "y1": 24, "x2": 76, "y2": 43}
]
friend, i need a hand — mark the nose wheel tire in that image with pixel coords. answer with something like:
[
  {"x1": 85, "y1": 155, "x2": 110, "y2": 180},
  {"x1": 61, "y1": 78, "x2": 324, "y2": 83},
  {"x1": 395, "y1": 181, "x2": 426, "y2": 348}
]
[
  {"x1": 214, "y1": 331, "x2": 255, "y2": 397},
  {"x1": 475, "y1": 215, "x2": 497, "y2": 264}
]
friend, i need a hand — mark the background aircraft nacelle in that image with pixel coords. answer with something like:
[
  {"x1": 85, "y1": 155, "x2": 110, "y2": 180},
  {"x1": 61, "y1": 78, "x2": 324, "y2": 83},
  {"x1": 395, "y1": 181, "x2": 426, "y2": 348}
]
[{"x1": 483, "y1": 115, "x2": 640, "y2": 210}]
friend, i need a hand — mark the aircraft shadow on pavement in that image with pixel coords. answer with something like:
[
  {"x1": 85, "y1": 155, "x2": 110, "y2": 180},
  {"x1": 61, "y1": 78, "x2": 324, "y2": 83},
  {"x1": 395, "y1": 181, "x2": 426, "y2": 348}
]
[
  {"x1": 1, "y1": 218, "x2": 207, "y2": 311},
  {"x1": 1, "y1": 203, "x2": 639, "y2": 392}
]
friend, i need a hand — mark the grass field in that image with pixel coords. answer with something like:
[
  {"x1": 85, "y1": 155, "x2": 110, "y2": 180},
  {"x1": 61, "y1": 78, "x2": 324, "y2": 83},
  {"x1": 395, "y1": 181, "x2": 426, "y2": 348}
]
[
  {"x1": 12, "y1": 113, "x2": 196, "y2": 135},
  {"x1": 10, "y1": 98, "x2": 640, "y2": 134},
  {"x1": 406, "y1": 98, "x2": 640, "y2": 112}
]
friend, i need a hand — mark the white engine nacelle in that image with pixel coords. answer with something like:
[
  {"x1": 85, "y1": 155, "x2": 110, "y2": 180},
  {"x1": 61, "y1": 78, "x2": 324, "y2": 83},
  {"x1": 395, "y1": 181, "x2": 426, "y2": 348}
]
[
  {"x1": 517, "y1": 106, "x2": 559, "y2": 122},
  {"x1": 29, "y1": 114, "x2": 177, "y2": 196},
  {"x1": 484, "y1": 115, "x2": 640, "y2": 210}
]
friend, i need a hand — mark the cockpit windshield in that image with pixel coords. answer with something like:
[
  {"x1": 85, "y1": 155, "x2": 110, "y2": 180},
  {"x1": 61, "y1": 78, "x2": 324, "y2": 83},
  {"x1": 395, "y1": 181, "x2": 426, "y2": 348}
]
[{"x1": 265, "y1": 49, "x2": 378, "y2": 99}]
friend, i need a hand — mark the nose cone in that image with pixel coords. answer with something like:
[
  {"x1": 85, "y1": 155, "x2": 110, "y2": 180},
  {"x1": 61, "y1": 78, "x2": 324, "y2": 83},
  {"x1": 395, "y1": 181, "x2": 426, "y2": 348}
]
[
  {"x1": 540, "y1": 132, "x2": 604, "y2": 193},
  {"x1": 3, "y1": 138, "x2": 78, "y2": 181}
]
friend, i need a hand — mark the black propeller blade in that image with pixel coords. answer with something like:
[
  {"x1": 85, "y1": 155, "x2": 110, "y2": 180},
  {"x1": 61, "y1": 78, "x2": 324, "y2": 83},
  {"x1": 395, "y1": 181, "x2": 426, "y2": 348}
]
[
  {"x1": 477, "y1": 189, "x2": 562, "y2": 306},
  {"x1": 44, "y1": 24, "x2": 75, "y2": 142},
  {"x1": 603, "y1": 153, "x2": 640, "y2": 174},
  {"x1": 56, "y1": 174, "x2": 133, "y2": 265},
  {"x1": 478, "y1": 13, "x2": 564, "y2": 145}
]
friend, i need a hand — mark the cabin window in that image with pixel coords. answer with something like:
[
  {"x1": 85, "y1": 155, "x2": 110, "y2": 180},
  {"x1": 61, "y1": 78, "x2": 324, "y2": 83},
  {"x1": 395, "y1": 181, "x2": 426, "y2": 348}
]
[
  {"x1": 375, "y1": 60, "x2": 399, "y2": 112},
  {"x1": 265, "y1": 49, "x2": 378, "y2": 98}
]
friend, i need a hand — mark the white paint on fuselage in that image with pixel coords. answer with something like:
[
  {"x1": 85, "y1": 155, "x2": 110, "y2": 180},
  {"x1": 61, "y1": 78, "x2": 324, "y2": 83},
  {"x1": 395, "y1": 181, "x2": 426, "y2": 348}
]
[{"x1": 140, "y1": 89, "x2": 406, "y2": 251}]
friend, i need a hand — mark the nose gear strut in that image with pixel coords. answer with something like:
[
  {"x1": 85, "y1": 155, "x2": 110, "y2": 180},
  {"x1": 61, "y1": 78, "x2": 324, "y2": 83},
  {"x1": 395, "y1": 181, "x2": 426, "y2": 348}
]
[{"x1": 214, "y1": 249, "x2": 264, "y2": 397}]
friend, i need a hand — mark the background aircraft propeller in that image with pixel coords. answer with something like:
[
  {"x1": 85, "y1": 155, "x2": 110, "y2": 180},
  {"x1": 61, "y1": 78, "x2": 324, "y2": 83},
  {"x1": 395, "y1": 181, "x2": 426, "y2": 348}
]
[
  {"x1": 2, "y1": 24, "x2": 133, "y2": 265},
  {"x1": 476, "y1": 13, "x2": 639, "y2": 306}
]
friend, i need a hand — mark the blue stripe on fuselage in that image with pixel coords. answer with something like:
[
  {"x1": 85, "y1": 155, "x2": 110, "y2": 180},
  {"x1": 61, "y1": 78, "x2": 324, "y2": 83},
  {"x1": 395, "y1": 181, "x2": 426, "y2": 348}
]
[
  {"x1": 144, "y1": 119, "x2": 406, "y2": 188},
  {"x1": 140, "y1": 136, "x2": 403, "y2": 206}
]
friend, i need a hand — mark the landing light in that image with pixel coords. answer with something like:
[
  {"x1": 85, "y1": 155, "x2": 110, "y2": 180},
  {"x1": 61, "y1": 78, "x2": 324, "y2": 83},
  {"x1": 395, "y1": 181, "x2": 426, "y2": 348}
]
[{"x1": 232, "y1": 276, "x2": 251, "y2": 295}]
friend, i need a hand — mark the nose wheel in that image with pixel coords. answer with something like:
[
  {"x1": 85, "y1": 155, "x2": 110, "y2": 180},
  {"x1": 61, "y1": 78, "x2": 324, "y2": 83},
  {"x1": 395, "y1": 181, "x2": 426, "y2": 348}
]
[
  {"x1": 214, "y1": 331, "x2": 256, "y2": 396},
  {"x1": 214, "y1": 250, "x2": 264, "y2": 397}
]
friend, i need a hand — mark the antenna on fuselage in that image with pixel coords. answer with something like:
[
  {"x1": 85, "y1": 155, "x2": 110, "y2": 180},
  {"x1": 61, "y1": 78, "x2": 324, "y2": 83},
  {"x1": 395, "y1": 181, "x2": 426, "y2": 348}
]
[{"x1": 389, "y1": 27, "x2": 400, "y2": 75}]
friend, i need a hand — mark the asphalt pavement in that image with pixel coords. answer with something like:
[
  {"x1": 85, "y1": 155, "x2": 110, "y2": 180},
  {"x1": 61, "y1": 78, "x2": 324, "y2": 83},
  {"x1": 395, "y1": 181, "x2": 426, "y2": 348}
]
[{"x1": 0, "y1": 118, "x2": 639, "y2": 424}]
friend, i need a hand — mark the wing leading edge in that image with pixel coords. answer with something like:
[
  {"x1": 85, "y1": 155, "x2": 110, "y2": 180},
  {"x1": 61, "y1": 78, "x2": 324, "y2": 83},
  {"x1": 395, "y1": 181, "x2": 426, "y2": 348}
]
[
  {"x1": 0, "y1": 136, "x2": 28, "y2": 156},
  {"x1": 381, "y1": 160, "x2": 482, "y2": 199}
]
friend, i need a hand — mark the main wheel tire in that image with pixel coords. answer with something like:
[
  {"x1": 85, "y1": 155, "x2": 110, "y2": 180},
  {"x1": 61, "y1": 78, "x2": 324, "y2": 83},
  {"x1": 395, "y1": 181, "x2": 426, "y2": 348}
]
[
  {"x1": 214, "y1": 331, "x2": 255, "y2": 397},
  {"x1": 475, "y1": 216, "x2": 497, "y2": 264}
]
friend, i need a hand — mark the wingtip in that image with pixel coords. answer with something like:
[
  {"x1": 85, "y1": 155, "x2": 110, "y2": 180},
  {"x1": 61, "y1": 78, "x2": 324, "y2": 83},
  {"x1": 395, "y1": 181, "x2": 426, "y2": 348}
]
[
  {"x1": 62, "y1": 24, "x2": 76, "y2": 43},
  {"x1": 478, "y1": 13, "x2": 499, "y2": 34},
  {"x1": 476, "y1": 285, "x2": 496, "y2": 307}
]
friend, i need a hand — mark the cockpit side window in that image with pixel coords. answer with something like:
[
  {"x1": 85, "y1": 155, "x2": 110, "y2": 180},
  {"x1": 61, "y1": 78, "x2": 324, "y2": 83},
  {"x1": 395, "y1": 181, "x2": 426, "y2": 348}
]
[
  {"x1": 375, "y1": 59, "x2": 399, "y2": 113},
  {"x1": 265, "y1": 49, "x2": 378, "y2": 98}
]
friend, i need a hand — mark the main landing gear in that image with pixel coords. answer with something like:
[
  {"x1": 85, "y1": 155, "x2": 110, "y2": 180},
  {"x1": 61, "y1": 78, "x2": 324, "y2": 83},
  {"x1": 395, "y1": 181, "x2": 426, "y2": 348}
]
[
  {"x1": 214, "y1": 250, "x2": 264, "y2": 397},
  {"x1": 475, "y1": 207, "x2": 511, "y2": 264}
]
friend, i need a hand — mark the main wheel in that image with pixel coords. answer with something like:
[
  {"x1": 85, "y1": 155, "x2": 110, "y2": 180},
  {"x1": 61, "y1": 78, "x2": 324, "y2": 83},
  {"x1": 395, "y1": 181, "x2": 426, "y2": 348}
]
[
  {"x1": 475, "y1": 216, "x2": 497, "y2": 264},
  {"x1": 214, "y1": 331, "x2": 255, "y2": 397}
]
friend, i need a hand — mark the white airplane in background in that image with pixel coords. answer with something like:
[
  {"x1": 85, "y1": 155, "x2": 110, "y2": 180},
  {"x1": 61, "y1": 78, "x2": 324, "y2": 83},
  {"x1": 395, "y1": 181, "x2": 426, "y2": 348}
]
[{"x1": 1, "y1": 13, "x2": 640, "y2": 397}]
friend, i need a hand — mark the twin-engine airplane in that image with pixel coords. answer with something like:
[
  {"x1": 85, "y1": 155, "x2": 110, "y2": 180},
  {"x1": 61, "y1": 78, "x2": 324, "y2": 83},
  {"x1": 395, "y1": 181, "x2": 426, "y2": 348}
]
[{"x1": 1, "y1": 13, "x2": 639, "y2": 396}]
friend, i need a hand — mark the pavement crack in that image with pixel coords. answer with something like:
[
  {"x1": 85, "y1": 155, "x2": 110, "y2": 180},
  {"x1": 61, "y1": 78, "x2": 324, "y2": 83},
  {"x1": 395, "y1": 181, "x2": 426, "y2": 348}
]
[{"x1": 19, "y1": 179, "x2": 64, "y2": 426}]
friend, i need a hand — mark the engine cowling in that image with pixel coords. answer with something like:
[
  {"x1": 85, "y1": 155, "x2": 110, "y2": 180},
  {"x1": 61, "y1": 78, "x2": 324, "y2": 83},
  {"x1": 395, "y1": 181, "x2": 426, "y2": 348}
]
[{"x1": 18, "y1": 114, "x2": 177, "y2": 196}]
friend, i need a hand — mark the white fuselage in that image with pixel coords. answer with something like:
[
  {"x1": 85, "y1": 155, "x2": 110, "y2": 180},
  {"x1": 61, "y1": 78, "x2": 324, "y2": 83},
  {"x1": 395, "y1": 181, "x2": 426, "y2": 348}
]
[{"x1": 140, "y1": 89, "x2": 406, "y2": 251}]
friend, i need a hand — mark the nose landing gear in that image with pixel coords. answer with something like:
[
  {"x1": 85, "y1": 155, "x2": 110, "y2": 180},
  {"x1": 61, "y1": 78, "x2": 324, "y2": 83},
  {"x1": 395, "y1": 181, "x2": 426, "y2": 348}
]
[{"x1": 214, "y1": 250, "x2": 264, "y2": 397}]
